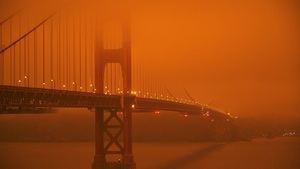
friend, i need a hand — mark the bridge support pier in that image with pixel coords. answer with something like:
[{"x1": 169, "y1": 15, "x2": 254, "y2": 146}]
[
  {"x1": 122, "y1": 106, "x2": 135, "y2": 169},
  {"x1": 93, "y1": 108, "x2": 106, "y2": 169},
  {"x1": 92, "y1": 106, "x2": 135, "y2": 169}
]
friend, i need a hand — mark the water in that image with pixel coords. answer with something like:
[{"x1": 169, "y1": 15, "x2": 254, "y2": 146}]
[{"x1": 0, "y1": 137, "x2": 299, "y2": 169}]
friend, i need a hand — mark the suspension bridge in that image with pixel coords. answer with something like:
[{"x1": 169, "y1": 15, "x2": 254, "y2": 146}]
[{"x1": 0, "y1": 1, "x2": 234, "y2": 169}]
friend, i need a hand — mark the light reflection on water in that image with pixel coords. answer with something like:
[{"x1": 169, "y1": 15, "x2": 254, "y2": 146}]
[{"x1": 0, "y1": 137, "x2": 299, "y2": 169}]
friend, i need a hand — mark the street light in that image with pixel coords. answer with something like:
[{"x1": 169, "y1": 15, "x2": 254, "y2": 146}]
[
  {"x1": 131, "y1": 104, "x2": 135, "y2": 109},
  {"x1": 24, "y1": 75, "x2": 29, "y2": 87},
  {"x1": 50, "y1": 79, "x2": 55, "y2": 89},
  {"x1": 17, "y1": 79, "x2": 22, "y2": 87}
]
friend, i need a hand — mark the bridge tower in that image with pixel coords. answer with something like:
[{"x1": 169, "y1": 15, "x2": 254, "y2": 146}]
[{"x1": 93, "y1": 1, "x2": 135, "y2": 169}]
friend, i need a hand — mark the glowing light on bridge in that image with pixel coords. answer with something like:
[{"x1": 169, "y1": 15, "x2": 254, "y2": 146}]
[
  {"x1": 203, "y1": 111, "x2": 210, "y2": 117},
  {"x1": 154, "y1": 111, "x2": 160, "y2": 115},
  {"x1": 131, "y1": 91, "x2": 137, "y2": 95},
  {"x1": 131, "y1": 104, "x2": 135, "y2": 109}
]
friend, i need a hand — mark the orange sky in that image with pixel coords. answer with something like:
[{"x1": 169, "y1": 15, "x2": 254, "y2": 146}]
[{"x1": 131, "y1": 0, "x2": 300, "y2": 118}]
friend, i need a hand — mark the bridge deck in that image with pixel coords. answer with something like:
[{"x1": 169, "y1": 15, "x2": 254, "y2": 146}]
[{"x1": 0, "y1": 85, "x2": 229, "y2": 119}]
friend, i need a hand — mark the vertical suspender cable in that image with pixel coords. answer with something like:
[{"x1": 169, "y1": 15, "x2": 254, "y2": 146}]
[
  {"x1": 27, "y1": 22, "x2": 30, "y2": 87},
  {"x1": 113, "y1": 25, "x2": 116, "y2": 94},
  {"x1": 91, "y1": 19, "x2": 94, "y2": 91},
  {"x1": 24, "y1": 38, "x2": 26, "y2": 87},
  {"x1": 58, "y1": 15, "x2": 61, "y2": 89},
  {"x1": 9, "y1": 22, "x2": 11, "y2": 84},
  {"x1": 61, "y1": 16, "x2": 64, "y2": 89},
  {"x1": 110, "y1": 63, "x2": 112, "y2": 94},
  {"x1": 88, "y1": 17, "x2": 92, "y2": 92},
  {"x1": 12, "y1": 19, "x2": 16, "y2": 85},
  {"x1": 132, "y1": 31, "x2": 135, "y2": 93},
  {"x1": 34, "y1": 31, "x2": 37, "y2": 87},
  {"x1": 105, "y1": 64, "x2": 108, "y2": 93},
  {"x1": 9, "y1": 20, "x2": 12, "y2": 85},
  {"x1": 147, "y1": 72, "x2": 150, "y2": 96},
  {"x1": 67, "y1": 16, "x2": 73, "y2": 90},
  {"x1": 0, "y1": 24, "x2": 2, "y2": 85},
  {"x1": 141, "y1": 69, "x2": 144, "y2": 96},
  {"x1": 79, "y1": 15, "x2": 82, "y2": 90},
  {"x1": 143, "y1": 70, "x2": 147, "y2": 96},
  {"x1": 64, "y1": 16, "x2": 67, "y2": 89},
  {"x1": 73, "y1": 16, "x2": 76, "y2": 90},
  {"x1": 61, "y1": 18, "x2": 64, "y2": 88},
  {"x1": 149, "y1": 74, "x2": 151, "y2": 97},
  {"x1": 13, "y1": 37, "x2": 16, "y2": 85},
  {"x1": 138, "y1": 64, "x2": 140, "y2": 96},
  {"x1": 27, "y1": 35, "x2": 29, "y2": 87},
  {"x1": 144, "y1": 70, "x2": 146, "y2": 97},
  {"x1": 0, "y1": 23, "x2": 2, "y2": 85},
  {"x1": 113, "y1": 63, "x2": 115, "y2": 94},
  {"x1": 144, "y1": 69, "x2": 146, "y2": 96},
  {"x1": 146, "y1": 71, "x2": 149, "y2": 96},
  {"x1": 66, "y1": 17, "x2": 69, "y2": 89},
  {"x1": 27, "y1": 16, "x2": 30, "y2": 87},
  {"x1": 114, "y1": 63, "x2": 117, "y2": 94},
  {"x1": 50, "y1": 19, "x2": 53, "y2": 89},
  {"x1": 24, "y1": 22, "x2": 26, "y2": 87},
  {"x1": 93, "y1": 19, "x2": 96, "y2": 92},
  {"x1": 42, "y1": 24, "x2": 45, "y2": 87},
  {"x1": 19, "y1": 15, "x2": 21, "y2": 85},
  {"x1": 85, "y1": 15, "x2": 88, "y2": 92}
]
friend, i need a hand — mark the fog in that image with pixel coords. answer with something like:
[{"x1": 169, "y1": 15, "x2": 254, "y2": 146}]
[
  {"x1": 131, "y1": 0, "x2": 300, "y2": 118},
  {"x1": 1, "y1": 0, "x2": 299, "y2": 119}
]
